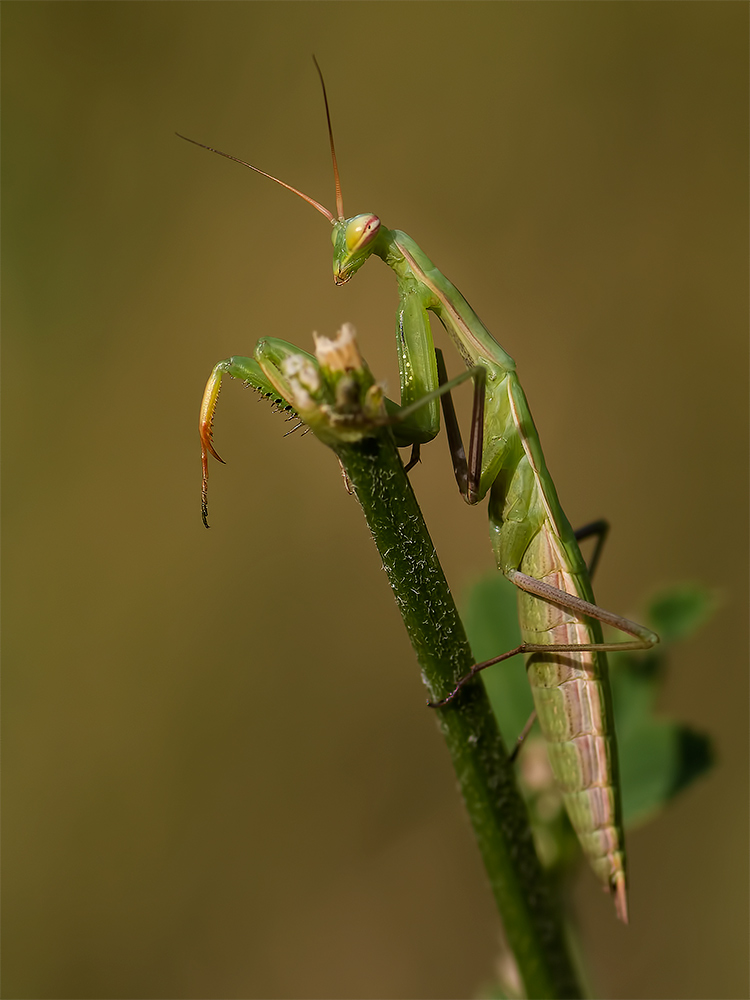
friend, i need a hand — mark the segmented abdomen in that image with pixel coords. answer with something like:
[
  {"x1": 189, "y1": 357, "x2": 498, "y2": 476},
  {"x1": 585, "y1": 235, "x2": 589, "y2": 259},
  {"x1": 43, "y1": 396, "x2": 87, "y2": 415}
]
[{"x1": 518, "y1": 522, "x2": 627, "y2": 918}]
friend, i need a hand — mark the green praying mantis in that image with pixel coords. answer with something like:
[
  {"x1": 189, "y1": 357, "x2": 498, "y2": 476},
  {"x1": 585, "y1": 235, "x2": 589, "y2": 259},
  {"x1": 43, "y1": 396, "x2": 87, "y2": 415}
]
[{"x1": 181, "y1": 62, "x2": 659, "y2": 924}]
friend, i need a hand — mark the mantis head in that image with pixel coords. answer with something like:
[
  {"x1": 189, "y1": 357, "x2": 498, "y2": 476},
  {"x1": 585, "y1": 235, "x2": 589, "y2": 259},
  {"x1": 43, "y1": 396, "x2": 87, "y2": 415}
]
[{"x1": 332, "y1": 214, "x2": 381, "y2": 285}]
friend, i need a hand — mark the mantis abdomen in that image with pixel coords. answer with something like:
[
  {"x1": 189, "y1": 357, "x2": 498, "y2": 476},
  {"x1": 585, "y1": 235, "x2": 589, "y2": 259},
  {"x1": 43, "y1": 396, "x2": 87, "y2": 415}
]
[{"x1": 518, "y1": 525, "x2": 626, "y2": 920}]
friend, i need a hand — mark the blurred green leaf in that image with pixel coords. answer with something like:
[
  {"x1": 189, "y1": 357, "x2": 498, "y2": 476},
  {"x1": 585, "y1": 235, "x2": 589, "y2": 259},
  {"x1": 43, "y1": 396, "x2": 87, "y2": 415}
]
[
  {"x1": 646, "y1": 582, "x2": 718, "y2": 644},
  {"x1": 610, "y1": 582, "x2": 716, "y2": 826},
  {"x1": 612, "y1": 657, "x2": 713, "y2": 828}
]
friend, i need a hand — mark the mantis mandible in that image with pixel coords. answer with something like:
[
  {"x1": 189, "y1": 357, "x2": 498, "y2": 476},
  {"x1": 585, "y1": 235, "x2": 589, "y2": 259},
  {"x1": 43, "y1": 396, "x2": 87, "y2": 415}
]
[{"x1": 180, "y1": 61, "x2": 659, "y2": 923}]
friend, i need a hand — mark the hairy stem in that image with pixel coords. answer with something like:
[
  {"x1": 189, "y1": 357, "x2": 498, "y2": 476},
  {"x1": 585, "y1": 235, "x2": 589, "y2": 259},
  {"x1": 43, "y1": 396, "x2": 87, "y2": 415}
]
[{"x1": 333, "y1": 431, "x2": 581, "y2": 1000}]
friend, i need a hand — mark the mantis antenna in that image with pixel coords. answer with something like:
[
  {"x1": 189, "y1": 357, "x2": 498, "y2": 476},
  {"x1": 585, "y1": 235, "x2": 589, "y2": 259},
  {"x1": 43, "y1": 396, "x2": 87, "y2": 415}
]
[
  {"x1": 312, "y1": 55, "x2": 345, "y2": 220},
  {"x1": 176, "y1": 58, "x2": 345, "y2": 223},
  {"x1": 175, "y1": 131, "x2": 336, "y2": 223}
]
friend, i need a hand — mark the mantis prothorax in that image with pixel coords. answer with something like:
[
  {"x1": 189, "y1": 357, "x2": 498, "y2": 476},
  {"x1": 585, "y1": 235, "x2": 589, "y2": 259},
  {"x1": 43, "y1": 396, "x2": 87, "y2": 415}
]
[{"x1": 181, "y1": 60, "x2": 659, "y2": 923}]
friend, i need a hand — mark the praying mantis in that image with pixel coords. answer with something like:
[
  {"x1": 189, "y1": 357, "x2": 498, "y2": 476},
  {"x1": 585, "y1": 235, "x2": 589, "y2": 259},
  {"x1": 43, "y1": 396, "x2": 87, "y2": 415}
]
[{"x1": 181, "y1": 62, "x2": 659, "y2": 924}]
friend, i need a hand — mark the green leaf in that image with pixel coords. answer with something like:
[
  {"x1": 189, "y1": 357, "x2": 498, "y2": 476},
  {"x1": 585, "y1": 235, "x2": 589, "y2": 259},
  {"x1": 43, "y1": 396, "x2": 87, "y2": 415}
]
[
  {"x1": 614, "y1": 695, "x2": 714, "y2": 829},
  {"x1": 646, "y1": 582, "x2": 718, "y2": 644},
  {"x1": 612, "y1": 687, "x2": 712, "y2": 823},
  {"x1": 610, "y1": 582, "x2": 716, "y2": 825}
]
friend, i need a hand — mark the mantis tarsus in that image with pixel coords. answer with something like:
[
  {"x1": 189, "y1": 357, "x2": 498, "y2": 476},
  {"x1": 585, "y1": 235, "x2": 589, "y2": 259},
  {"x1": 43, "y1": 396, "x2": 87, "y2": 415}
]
[{"x1": 181, "y1": 62, "x2": 659, "y2": 923}]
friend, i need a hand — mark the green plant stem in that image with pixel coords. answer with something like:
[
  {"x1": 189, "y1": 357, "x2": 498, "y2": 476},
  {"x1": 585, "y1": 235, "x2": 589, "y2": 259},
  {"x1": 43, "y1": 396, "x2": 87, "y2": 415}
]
[{"x1": 333, "y1": 431, "x2": 582, "y2": 1000}]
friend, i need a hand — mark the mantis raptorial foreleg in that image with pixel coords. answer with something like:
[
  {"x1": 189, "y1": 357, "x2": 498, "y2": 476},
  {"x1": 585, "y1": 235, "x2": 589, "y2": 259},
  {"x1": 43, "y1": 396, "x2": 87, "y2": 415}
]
[
  {"x1": 199, "y1": 343, "x2": 317, "y2": 527},
  {"x1": 199, "y1": 341, "x2": 446, "y2": 527}
]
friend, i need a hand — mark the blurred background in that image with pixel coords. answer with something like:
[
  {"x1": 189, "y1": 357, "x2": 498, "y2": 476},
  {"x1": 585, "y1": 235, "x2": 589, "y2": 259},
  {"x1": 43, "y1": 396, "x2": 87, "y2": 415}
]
[{"x1": 3, "y1": 4, "x2": 747, "y2": 998}]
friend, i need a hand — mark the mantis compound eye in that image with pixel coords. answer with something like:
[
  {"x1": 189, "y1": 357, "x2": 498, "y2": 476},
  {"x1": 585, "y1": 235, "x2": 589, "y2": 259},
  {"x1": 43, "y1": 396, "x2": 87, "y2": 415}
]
[{"x1": 345, "y1": 214, "x2": 381, "y2": 253}]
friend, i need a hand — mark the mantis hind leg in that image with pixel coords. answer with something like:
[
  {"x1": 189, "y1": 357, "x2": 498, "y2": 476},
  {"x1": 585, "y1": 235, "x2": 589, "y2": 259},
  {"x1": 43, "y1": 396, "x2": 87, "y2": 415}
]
[
  {"x1": 508, "y1": 710, "x2": 539, "y2": 765},
  {"x1": 430, "y1": 576, "x2": 658, "y2": 709},
  {"x1": 574, "y1": 519, "x2": 610, "y2": 578},
  {"x1": 509, "y1": 519, "x2": 611, "y2": 761}
]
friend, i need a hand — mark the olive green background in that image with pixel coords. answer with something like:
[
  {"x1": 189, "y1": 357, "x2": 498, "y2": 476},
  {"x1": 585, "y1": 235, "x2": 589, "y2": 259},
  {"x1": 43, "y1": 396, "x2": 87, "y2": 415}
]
[{"x1": 4, "y1": 3, "x2": 747, "y2": 998}]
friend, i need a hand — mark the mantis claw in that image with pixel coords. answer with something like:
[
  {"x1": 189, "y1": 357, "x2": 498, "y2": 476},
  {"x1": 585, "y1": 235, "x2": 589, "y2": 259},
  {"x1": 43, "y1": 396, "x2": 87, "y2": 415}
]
[{"x1": 201, "y1": 433, "x2": 225, "y2": 465}]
